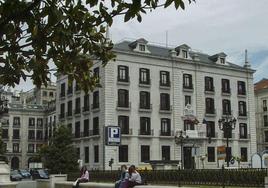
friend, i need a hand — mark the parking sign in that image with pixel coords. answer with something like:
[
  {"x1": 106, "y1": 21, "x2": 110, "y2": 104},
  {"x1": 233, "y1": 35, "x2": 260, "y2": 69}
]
[{"x1": 105, "y1": 126, "x2": 121, "y2": 146}]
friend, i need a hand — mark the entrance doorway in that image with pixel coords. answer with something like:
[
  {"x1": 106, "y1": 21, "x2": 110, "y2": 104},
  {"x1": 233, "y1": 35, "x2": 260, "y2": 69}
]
[
  {"x1": 11, "y1": 157, "x2": 19, "y2": 169},
  {"x1": 183, "y1": 147, "x2": 194, "y2": 169}
]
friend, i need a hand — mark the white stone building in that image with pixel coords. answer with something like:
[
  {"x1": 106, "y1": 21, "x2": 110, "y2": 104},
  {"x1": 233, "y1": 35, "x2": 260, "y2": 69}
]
[
  {"x1": 255, "y1": 78, "x2": 268, "y2": 153},
  {"x1": 56, "y1": 38, "x2": 256, "y2": 170},
  {"x1": 0, "y1": 83, "x2": 56, "y2": 169}
]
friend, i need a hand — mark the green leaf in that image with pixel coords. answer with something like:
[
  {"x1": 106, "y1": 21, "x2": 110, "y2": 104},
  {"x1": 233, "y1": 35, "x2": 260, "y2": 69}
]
[{"x1": 164, "y1": 0, "x2": 174, "y2": 8}]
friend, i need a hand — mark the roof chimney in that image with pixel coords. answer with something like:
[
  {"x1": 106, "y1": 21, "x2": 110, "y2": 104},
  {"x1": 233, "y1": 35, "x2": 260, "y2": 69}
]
[{"x1": 244, "y1": 49, "x2": 251, "y2": 68}]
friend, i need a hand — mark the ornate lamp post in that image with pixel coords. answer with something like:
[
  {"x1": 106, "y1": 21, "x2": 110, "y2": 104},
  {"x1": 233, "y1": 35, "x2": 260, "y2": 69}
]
[
  {"x1": 218, "y1": 115, "x2": 236, "y2": 167},
  {"x1": 175, "y1": 130, "x2": 189, "y2": 169}
]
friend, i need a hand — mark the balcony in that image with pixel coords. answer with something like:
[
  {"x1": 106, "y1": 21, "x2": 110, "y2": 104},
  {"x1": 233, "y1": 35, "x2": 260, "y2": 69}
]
[
  {"x1": 117, "y1": 101, "x2": 131, "y2": 111},
  {"x1": 204, "y1": 87, "x2": 215, "y2": 95},
  {"x1": 67, "y1": 88, "x2": 73, "y2": 96},
  {"x1": 117, "y1": 76, "x2": 130, "y2": 85},
  {"x1": 159, "y1": 105, "x2": 172, "y2": 114},
  {"x1": 138, "y1": 129, "x2": 154, "y2": 136},
  {"x1": 238, "y1": 112, "x2": 248, "y2": 119},
  {"x1": 139, "y1": 79, "x2": 151, "y2": 88},
  {"x1": 159, "y1": 130, "x2": 174, "y2": 137},
  {"x1": 2, "y1": 136, "x2": 9, "y2": 140},
  {"x1": 206, "y1": 132, "x2": 218, "y2": 138},
  {"x1": 91, "y1": 103, "x2": 100, "y2": 112},
  {"x1": 185, "y1": 130, "x2": 206, "y2": 139},
  {"x1": 28, "y1": 137, "x2": 35, "y2": 141},
  {"x1": 12, "y1": 136, "x2": 20, "y2": 140},
  {"x1": 59, "y1": 113, "x2": 65, "y2": 120},
  {"x1": 139, "y1": 104, "x2": 152, "y2": 113},
  {"x1": 239, "y1": 134, "x2": 250, "y2": 140},
  {"x1": 183, "y1": 85, "x2": 194, "y2": 92},
  {"x1": 74, "y1": 108, "x2": 81, "y2": 115},
  {"x1": 28, "y1": 124, "x2": 35, "y2": 128},
  {"x1": 83, "y1": 106, "x2": 90, "y2": 113},
  {"x1": 222, "y1": 88, "x2": 231, "y2": 96},
  {"x1": 205, "y1": 109, "x2": 216, "y2": 117},
  {"x1": 121, "y1": 128, "x2": 133, "y2": 136},
  {"x1": 66, "y1": 111, "x2": 72, "y2": 118},
  {"x1": 159, "y1": 80, "x2": 171, "y2": 89},
  {"x1": 264, "y1": 107, "x2": 267, "y2": 112},
  {"x1": 13, "y1": 123, "x2": 20, "y2": 128},
  {"x1": 60, "y1": 92, "x2": 66, "y2": 99}
]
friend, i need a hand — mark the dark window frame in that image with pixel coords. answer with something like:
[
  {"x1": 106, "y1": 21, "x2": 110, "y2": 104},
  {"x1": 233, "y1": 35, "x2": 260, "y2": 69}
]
[
  {"x1": 205, "y1": 77, "x2": 214, "y2": 92},
  {"x1": 160, "y1": 118, "x2": 171, "y2": 136},
  {"x1": 141, "y1": 145, "x2": 150, "y2": 162},
  {"x1": 139, "y1": 68, "x2": 150, "y2": 84},
  {"x1": 238, "y1": 81, "x2": 246, "y2": 95},
  {"x1": 140, "y1": 117, "x2": 151, "y2": 135},
  {"x1": 119, "y1": 145, "x2": 128, "y2": 162},
  {"x1": 162, "y1": 146, "x2": 170, "y2": 161},
  {"x1": 239, "y1": 123, "x2": 247, "y2": 139},
  {"x1": 222, "y1": 79, "x2": 230, "y2": 93},
  {"x1": 206, "y1": 98, "x2": 215, "y2": 114},
  {"x1": 207, "y1": 147, "x2": 215, "y2": 162},
  {"x1": 118, "y1": 65, "x2": 129, "y2": 82},
  {"x1": 140, "y1": 91, "x2": 150, "y2": 109},
  {"x1": 118, "y1": 89, "x2": 129, "y2": 107},
  {"x1": 160, "y1": 93, "x2": 170, "y2": 110},
  {"x1": 118, "y1": 116, "x2": 129, "y2": 134},
  {"x1": 183, "y1": 74, "x2": 193, "y2": 89},
  {"x1": 222, "y1": 99, "x2": 231, "y2": 115},
  {"x1": 160, "y1": 71, "x2": 170, "y2": 86}
]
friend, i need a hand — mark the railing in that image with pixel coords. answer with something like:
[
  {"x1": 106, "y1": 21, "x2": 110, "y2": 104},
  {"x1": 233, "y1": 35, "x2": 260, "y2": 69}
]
[
  {"x1": 159, "y1": 130, "x2": 174, "y2": 136},
  {"x1": 68, "y1": 169, "x2": 267, "y2": 187},
  {"x1": 159, "y1": 80, "x2": 171, "y2": 87},
  {"x1": 92, "y1": 103, "x2": 99, "y2": 110},
  {"x1": 83, "y1": 106, "x2": 90, "y2": 112},
  {"x1": 117, "y1": 76, "x2": 129, "y2": 83},
  {"x1": 139, "y1": 79, "x2": 151, "y2": 85},
  {"x1": 139, "y1": 104, "x2": 152, "y2": 110},
  {"x1": 13, "y1": 123, "x2": 20, "y2": 128},
  {"x1": 74, "y1": 108, "x2": 81, "y2": 114},
  {"x1": 66, "y1": 111, "x2": 72, "y2": 117},
  {"x1": 159, "y1": 105, "x2": 172, "y2": 113},
  {"x1": 121, "y1": 128, "x2": 133, "y2": 135},
  {"x1": 222, "y1": 88, "x2": 231, "y2": 95},
  {"x1": 138, "y1": 129, "x2": 154, "y2": 136}
]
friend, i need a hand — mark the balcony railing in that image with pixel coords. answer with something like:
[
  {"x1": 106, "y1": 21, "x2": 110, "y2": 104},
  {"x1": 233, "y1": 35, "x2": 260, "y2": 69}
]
[
  {"x1": 159, "y1": 130, "x2": 174, "y2": 136},
  {"x1": 222, "y1": 88, "x2": 231, "y2": 95},
  {"x1": 139, "y1": 129, "x2": 154, "y2": 136},
  {"x1": 121, "y1": 128, "x2": 133, "y2": 135},
  {"x1": 159, "y1": 80, "x2": 171, "y2": 88},
  {"x1": 159, "y1": 105, "x2": 172, "y2": 113},
  {"x1": 74, "y1": 108, "x2": 81, "y2": 115},
  {"x1": 117, "y1": 76, "x2": 129, "y2": 83},
  {"x1": 205, "y1": 108, "x2": 216, "y2": 116},
  {"x1": 60, "y1": 92, "x2": 65, "y2": 98},
  {"x1": 117, "y1": 101, "x2": 131, "y2": 111},
  {"x1": 92, "y1": 103, "x2": 99, "y2": 110},
  {"x1": 28, "y1": 137, "x2": 35, "y2": 141},
  {"x1": 263, "y1": 107, "x2": 267, "y2": 112},
  {"x1": 139, "y1": 79, "x2": 151, "y2": 86},
  {"x1": 13, "y1": 123, "x2": 20, "y2": 128},
  {"x1": 205, "y1": 86, "x2": 215, "y2": 93},
  {"x1": 12, "y1": 136, "x2": 20, "y2": 140},
  {"x1": 83, "y1": 106, "x2": 90, "y2": 112},
  {"x1": 66, "y1": 111, "x2": 72, "y2": 117},
  {"x1": 59, "y1": 113, "x2": 65, "y2": 119}
]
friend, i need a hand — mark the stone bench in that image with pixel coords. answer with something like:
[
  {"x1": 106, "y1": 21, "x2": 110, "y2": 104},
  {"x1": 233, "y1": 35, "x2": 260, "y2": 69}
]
[{"x1": 55, "y1": 181, "x2": 185, "y2": 188}]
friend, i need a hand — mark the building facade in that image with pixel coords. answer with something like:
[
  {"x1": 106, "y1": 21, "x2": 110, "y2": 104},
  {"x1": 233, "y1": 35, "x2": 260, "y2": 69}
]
[
  {"x1": 0, "y1": 83, "x2": 56, "y2": 169},
  {"x1": 255, "y1": 78, "x2": 268, "y2": 153},
  {"x1": 57, "y1": 38, "x2": 256, "y2": 170}
]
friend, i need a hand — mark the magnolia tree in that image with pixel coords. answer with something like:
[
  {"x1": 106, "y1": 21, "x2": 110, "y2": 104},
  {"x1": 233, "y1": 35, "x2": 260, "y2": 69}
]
[{"x1": 0, "y1": 0, "x2": 195, "y2": 92}]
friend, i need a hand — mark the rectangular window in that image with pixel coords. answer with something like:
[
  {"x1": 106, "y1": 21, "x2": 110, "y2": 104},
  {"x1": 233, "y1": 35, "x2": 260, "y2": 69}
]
[
  {"x1": 93, "y1": 91, "x2": 99, "y2": 109},
  {"x1": 160, "y1": 118, "x2": 171, "y2": 136},
  {"x1": 222, "y1": 99, "x2": 231, "y2": 115},
  {"x1": 60, "y1": 83, "x2": 66, "y2": 97},
  {"x1": 118, "y1": 116, "x2": 129, "y2": 134},
  {"x1": 183, "y1": 74, "x2": 193, "y2": 89},
  {"x1": 94, "y1": 67, "x2": 100, "y2": 79},
  {"x1": 264, "y1": 100, "x2": 267, "y2": 111},
  {"x1": 13, "y1": 117, "x2": 20, "y2": 126},
  {"x1": 162, "y1": 146, "x2": 170, "y2": 161},
  {"x1": 94, "y1": 145, "x2": 99, "y2": 163},
  {"x1": 264, "y1": 115, "x2": 268, "y2": 127},
  {"x1": 43, "y1": 91, "x2": 47, "y2": 97},
  {"x1": 28, "y1": 144, "x2": 34, "y2": 153},
  {"x1": 37, "y1": 118, "x2": 43, "y2": 128},
  {"x1": 49, "y1": 92, "x2": 54, "y2": 97},
  {"x1": 241, "y1": 148, "x2": 248, "y2": 162},
  {"x1": 206, "y1": 121, "x2": 215, "y2": 138},
  {"x1": 75, "y1": 121, "x2": 80, "y2": 138},
  {"x1": 13, "y1": 129, "x2": 20, "y2": 139},
  {"x1": 139, "y1": 68, "x2": 150, "y2": 84},
  {"x1": 29, "y1": 118, "x2": 35, "y2": 127},
  {"x1": 36, "y1": 130, "x2": 43, "y2": 140},
  {"x1": 205, "y1": 77, "x2": 214, "y2": 92},
  {"x1": 2, "y1": 129, "x2": 8, "y2": 139},
  {"x1": 93, "y1": 117, "x2": 99, "y2": 135},
  {"x1": 75, "y1": 97, "x2": 81, "y2": 114},
  {"x1": 118, "y1": 65, "x2": 129, "y2": 82},
  {"x1": 84, "y1": 147, "x2": 89, "y2": 163},
  {"x1": 160, "y1": 71, "x2": 170, "y2": 86},
  {"x1": 67, "y1": 82, "x2": 73, "y2": 95},
  {"x1": 206, "y1": 98, "x2": 215, "y2": 114},
  {"x1": 13, "y1": 143, "x2": 19, "y2": 153},
  {"x1": 238, "y1": 101, "x2": 247, "y2": 116},
  {"x1": 265, "y1": 131, "x2": 268, "y2": 142},
  {"x1": 118, "y1": 89, "x2": 129, "y2": 107},
  {"x1": 222, "y1": 79, "x2": 230, "y2": 93},
  {"x1": 83, "y1": 94, "x2": 90, "y2": 111},
  {"x1": 160, "y1": 93, "x2": 170, "y2": 110},
  {"x1": 140, "y1": 117, "x2": 151, "y2": 135},
  {"x1": 185, "y1": 95, "x2": 191, "y2": 106},
  {"x1": 84, "y1": 119, "x2": 89, "y2": 137},
  {"x1": 184, "y1": 120, "x2": 194, "y2": 131},
  {"x1": 28, "y1": 130, "x2": 35, "y2": 139},
  {"x1": 238, "y1": 81, "x2": 246, "y2": 95},
  {"x1": 119, "y1": 145, "x2": 128, "y2": 162},
  {"x1": 140, "y1": 91, "x2": 150, "y2": 109},
  {"x1": 60, "y1": 103, "x2": 65, "y2": 118},
  {"x1": 182, "y1": 50, "x2": 188, "y2": 58},
  {"x1": 239, "y1": 123, "x2": 247, "y2": 139},
  {"x1": 141, "y1": 145, "x2": 150, "y2": 162},
  {"x1": 220, "y1": 57, "x2": 225, "y2": 64},
  {"x1": 139, "y1": 44, "x2": 145, "y2": 51},
  {"x1": 75, "y1": 81, "x2": 80, "y2": 91},
  {"x1": 67, "y1": 100, "x2": 72, "y2": 116},
  {"x1": 207, "y1": 147, "x2": 215, "y2": 162}
]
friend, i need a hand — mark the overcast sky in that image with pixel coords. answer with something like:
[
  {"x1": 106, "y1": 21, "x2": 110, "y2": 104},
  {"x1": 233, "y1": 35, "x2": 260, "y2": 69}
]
[{"x1": 15, "y1": 0, "x2": 268, "y2": 91}]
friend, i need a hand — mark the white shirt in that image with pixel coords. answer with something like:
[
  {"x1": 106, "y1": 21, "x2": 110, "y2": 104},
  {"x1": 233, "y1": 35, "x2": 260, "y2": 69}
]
[{"x1": 129, "y1": 171, "x2": 142, "y2": 184}]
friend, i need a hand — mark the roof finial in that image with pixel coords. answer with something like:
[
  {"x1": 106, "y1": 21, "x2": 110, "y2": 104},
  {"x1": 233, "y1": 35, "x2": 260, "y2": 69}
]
[{"x1": 244, "y1": 49, "x2": 251, "y2": 68}]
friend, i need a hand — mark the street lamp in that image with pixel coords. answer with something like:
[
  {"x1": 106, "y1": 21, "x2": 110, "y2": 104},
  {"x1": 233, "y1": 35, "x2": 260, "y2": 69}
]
[
  {"x1": 175, "y1": 130, "x2": 189, "y2": 169},
  {"x1": 218, "y1": 115, "x2": 236, "y2": 167}
]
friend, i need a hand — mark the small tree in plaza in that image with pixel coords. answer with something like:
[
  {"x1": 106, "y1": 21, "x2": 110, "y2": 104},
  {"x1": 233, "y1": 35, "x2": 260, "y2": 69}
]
[{"x1": 39, "y1": 125, "x2": 78, "y2": 173}]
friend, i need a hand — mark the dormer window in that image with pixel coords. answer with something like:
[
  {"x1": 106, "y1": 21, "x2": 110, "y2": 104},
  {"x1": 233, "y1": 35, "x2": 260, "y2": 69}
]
[
  {"x1": 182, "y1": 50, "x2": 188, "y2": 58},
  {"x1": 139, "y1": 44, "x2": 145, "y2": 52},
  {"x1": 220, "y1": 57, "x2": 225, "y2": 64}
]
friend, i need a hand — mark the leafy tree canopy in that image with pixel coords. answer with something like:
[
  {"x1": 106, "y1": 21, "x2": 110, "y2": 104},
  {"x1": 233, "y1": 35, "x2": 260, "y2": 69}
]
[
  {"x1": 0, "y1": 0, "x2": 194, "y2": 92},
  {"x1": 39, "y1": 125, "x2": 78, "y2": 173}
]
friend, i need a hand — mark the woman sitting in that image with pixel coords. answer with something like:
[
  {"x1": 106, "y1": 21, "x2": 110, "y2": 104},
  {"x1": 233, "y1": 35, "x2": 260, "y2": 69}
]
[
  {"x1": 73, "y1": 166, "x2": 89, "y2": 188},
  {"x1": 127, "y1": 165, "x2": 142, "y2": 188}
]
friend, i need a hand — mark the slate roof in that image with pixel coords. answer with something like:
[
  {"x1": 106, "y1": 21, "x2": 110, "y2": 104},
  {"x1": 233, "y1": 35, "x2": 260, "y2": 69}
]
[{"x1": 113, "y1": 40, "x2": 247, "y2": 70}]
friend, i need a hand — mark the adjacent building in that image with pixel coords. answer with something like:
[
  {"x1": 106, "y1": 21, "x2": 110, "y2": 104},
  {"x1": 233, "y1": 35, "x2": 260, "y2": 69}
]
[
  {"x1": 255, "y1": 78, "x2": 268, "y2": 153},
  {"x1": 0, "y1": 83, "x2": 56, "y2": 169},
  {"x1": 56, "y1": 38, "x2": 256, "y2": 170}
]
